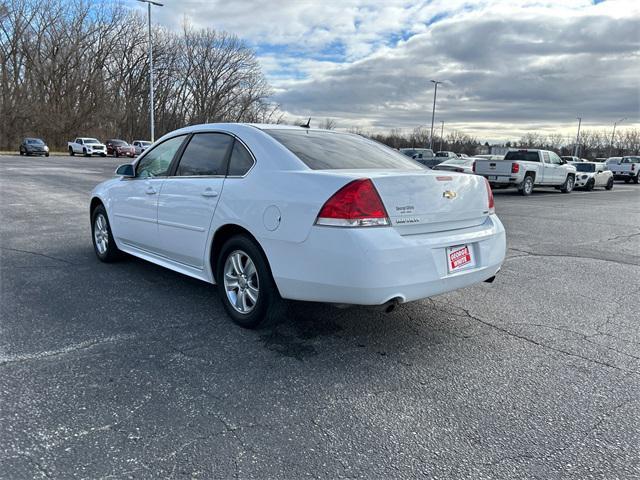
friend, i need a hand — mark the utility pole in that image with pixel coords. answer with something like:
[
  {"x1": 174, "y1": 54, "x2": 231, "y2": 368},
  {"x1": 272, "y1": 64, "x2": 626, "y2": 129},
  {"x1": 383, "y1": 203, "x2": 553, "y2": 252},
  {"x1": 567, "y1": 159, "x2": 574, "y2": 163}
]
[
  {"x1": 609, "y1": 117, "x2": 627, "y2": 157},
  {"x1": 439, "y1": 121, "x2": 444, "y2": 151},
  {"x1": 138, "y1": 0, "x2": 164, "y2": 142},
  {"x1": 573, "y1": 117, "x2": 582, "y2": 157},
  {"x1": 429, "y1": 80, "x2": 442, "y2": 150}
]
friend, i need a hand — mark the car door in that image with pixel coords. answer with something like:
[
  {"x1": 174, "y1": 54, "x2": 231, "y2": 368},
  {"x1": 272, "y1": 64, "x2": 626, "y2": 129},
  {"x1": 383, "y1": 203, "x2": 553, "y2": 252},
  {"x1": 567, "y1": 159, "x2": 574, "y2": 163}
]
[
  {"x1": 109, "y1": 135, "x2": 187, "y2": 254},
  {"x1": 156, "y1": 132, "x2": 235, "y2": 268}
]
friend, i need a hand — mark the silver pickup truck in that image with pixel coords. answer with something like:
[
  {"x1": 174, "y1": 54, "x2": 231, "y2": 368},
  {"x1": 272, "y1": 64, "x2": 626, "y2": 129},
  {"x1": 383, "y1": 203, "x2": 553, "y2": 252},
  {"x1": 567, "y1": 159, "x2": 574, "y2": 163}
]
[
  {"x1": 607, "y1": 156, "x2": 640, "y2": 184},
  {"x1": 474, "y1": 149, "x2": 577, "y2": 196}
]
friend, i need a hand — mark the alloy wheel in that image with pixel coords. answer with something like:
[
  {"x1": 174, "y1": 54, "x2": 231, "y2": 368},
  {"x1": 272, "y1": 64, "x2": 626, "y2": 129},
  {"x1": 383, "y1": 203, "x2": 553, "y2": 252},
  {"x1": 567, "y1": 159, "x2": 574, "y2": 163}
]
[
  {"x1": 94, "y1": 214, "x2": 109, "y2": 255},
  {"x1": 223, "y1": 250, "x2": 259, "y2": 314}
]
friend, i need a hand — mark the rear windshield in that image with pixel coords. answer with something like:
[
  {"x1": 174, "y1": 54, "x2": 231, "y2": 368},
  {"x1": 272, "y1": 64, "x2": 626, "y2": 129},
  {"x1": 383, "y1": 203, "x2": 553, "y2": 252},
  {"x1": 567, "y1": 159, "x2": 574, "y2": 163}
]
[
  {"x1": 265, "y1": 130, "x2": 423, "y2": 170},
  {"x1": 504, "y1": 151, "x2": 540, "y2": 162},
  {"x1": 575, "y1": 163, "x2": 595, "y2": 172}
]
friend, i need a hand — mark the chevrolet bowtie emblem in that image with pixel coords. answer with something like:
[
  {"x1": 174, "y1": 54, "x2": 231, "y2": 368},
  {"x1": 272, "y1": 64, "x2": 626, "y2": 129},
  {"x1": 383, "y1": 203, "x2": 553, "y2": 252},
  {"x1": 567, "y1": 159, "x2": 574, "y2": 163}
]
[{"x1": 443, "y1": 190, "x2": 457, "y2": 199}]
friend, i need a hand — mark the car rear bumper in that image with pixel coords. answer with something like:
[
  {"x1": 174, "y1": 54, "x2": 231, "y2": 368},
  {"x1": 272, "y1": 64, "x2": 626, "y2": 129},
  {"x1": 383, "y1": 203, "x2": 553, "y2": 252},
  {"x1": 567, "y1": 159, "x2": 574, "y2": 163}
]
[
  {"x1": 264, "y1": 215, "x2": 506, "y2": 305},
  {"x1": 612, "y1": 173, "x2": 635, "y2": 179}
]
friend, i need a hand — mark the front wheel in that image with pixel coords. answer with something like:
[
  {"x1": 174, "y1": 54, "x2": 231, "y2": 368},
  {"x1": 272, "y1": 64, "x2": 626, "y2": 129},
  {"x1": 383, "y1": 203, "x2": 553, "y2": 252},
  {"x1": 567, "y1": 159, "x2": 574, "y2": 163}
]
[
  {"x1": 91, "y1": 205, "x2": 121, "y2": 262},
  {"x1": 83, "y1": 148, "x2": 89, "y2": 157},
  {"x1": 560, "y1": 175, "x2": 574, "y2": 193},
  {"x1": 45, "y1": 152, "x2": 49, "y2": 157},
  {"x1": 605, "y1": 178, "x2": 614, "y2": 190},
  {"x1": 19, "y1": 148, "x2": 24, "y2": 156},
  {"x1": 585, "y1": 178, "x2": 595, "y2": 191},
  {"x1": 69, "y1": 147, "x2": 75, "y2": 156},
  {"x1": 216, "y1": 235, "x2": 284, "y2": 329},
  {"x1": 633, "y1": 174, "x2": 640, "y2": 185}
]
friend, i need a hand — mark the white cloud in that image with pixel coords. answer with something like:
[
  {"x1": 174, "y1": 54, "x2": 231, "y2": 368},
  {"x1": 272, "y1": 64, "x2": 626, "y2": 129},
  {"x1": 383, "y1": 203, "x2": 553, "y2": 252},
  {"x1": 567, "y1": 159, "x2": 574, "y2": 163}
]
[{"x1": 132, "y1": 0, "x2": 640, "y2": 139}]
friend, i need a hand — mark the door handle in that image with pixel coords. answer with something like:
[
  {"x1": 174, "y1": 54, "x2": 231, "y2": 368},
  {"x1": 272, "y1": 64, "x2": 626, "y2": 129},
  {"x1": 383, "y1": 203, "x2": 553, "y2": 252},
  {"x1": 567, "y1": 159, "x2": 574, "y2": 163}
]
[
  {"x1": 145, "y1": 186, "x2": 157, "y2": 195},
  {"x1": 201, "y1": 188, "x2": 219, "y2": 197}
]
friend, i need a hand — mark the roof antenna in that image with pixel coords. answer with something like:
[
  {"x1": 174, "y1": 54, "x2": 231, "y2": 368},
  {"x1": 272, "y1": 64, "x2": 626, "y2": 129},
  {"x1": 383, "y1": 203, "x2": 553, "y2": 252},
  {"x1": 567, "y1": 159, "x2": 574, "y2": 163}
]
[{"x1": 300, "y1": 117, "x2": 311, "y2": 128}]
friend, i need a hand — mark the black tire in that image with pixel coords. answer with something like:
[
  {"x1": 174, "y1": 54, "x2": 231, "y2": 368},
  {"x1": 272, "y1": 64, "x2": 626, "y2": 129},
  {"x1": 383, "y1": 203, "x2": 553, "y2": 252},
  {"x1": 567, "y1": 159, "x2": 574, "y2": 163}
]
[
  {"x1": 101, "y1": 153, "x2": 106, "y2": 157},
  {"x1": 605, "y1": 178, "x2": 614, "y2": 190},
  {"x1": 216, "y1": 234, "x2": 285, "y2": 329},
  {"x1": 115, "y1": 151, "x2": 120, "y2": 158},
  {"x1": 519, "y1": 175, "x2": 534, "y2": 196},
  {"x1": 69, "y1": 147, "x2": 75, "y2": 156},
  {"x1": 83, "y1": 148, "x2": 89, "y2": 157},
  {"x1": 585, "y1": 178, "x2": 595, "y2": 191},
  {"x1": 633, "y1": 174, "x2": 640, "y2": 185},
  {"x1": 624, "y1": 178, "x2": 631, "y2": 183},
  {"x1": 91, "y1": 205, "x2": 121, "y2": 263},
  {"x1": 45, "y1": 152, "x2": 49, "y2": 157},
  {"x1": 560, "y1": 175, "x2": 574, "y2": 193},
  {"x1": 19, "y1": 148, "x2": 24, "y2": 156}
]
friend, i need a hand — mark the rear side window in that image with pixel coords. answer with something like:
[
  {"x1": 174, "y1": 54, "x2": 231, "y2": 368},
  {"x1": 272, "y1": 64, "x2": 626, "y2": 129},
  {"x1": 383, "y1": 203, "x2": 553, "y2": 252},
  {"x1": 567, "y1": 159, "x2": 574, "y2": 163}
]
[
  {"x1": 505, "y1": 151, "x2": 540, "y2": 162},
  {"x1": 227, "y1": 141, "x2": 254, "y2": 176},
  {"x1": 265, "y1": 129, "x2": 422, "y2": 170},
  {"x1": 176, "y1": 133, "x2": 233, "y2": 176}
]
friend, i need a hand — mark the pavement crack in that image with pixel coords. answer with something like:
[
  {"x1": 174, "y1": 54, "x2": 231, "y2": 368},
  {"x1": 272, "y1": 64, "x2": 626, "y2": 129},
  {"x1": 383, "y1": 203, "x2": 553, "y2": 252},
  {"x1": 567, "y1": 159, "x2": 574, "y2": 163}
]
[
  {"x1": 431, "y1": 301, "x2": 638, "y2": 375},
  {"x1": 0, "y1": 334, "x2": 137, "y2": 366},
  {"x1": 0, "y1": 246, "x2": 76, "y2": 265},
  {"x1": 505, "y1": 248, "x2": 639, "y2": 267}
]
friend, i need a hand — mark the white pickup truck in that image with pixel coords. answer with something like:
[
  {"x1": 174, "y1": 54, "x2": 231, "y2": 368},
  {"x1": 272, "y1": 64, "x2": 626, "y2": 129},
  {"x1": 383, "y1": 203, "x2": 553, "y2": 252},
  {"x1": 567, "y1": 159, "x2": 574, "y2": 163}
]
[
  {"x1": 607, "y1": 156, "x2": 640, "y2": 184},
  {"x1": 474, "y1": 149, "x2": 577, "y2": 195},
  {"x1": 68, "y1": 138, "x2": 107, "y2": 157}
]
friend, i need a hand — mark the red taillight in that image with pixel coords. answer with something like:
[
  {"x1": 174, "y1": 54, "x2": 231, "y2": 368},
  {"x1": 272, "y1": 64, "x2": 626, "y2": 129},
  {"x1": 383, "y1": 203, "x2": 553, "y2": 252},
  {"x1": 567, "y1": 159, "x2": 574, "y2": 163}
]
[
  {"x1": 316, "y1": 179, "x2": 390, "y2": 227},
  {"x1": 511, "y1": 162, "x2": 520, "y2": 174},
  {"x1": 484, "y1": 178, "x2": 495, "y2": 214}
]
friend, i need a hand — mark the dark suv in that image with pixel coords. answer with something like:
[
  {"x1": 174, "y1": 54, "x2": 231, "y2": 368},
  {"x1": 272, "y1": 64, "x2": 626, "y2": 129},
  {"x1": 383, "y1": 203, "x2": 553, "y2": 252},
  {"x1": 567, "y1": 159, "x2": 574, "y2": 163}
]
[{"x1": 20, "y1": 138, "x2": 50, "y2": 156}]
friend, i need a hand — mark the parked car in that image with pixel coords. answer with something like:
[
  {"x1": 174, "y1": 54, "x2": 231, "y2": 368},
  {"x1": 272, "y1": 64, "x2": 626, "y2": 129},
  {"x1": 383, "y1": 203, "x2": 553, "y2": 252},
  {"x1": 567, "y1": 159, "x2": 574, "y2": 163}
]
[
  {"x1": 573, "y1": 162, "x2": 614, "y2": 190},
  {"x1": 68, "y1": 138, "x2": 106, "y2": 157},
  {"x1": 90, "y1": 124, "x2": 505, "y2": 328},
  {"x1": 132, "y1": 140, "x2": 152, "y2": 155},
  {"x1": 19, "y1": 137, "x2": 49, "y2": 156},
  {"x1": 432, "y1": 157, "x2": 476, "y2": 173},
  {"x1": 473, "y1": 149, "x2": 577, "y2": 195},
  {"x1": 435, "y1": 151, "x2": 458, "y2": 159},
  {"x1": 607, "y1": 156, "x2": 640, "y2": 184},
  {"x1": 399, "y1": 148, "x2": 441, "y2": 168},
  {"x1": 106, "y1": 139, "x2": 136, "y2": 158}
]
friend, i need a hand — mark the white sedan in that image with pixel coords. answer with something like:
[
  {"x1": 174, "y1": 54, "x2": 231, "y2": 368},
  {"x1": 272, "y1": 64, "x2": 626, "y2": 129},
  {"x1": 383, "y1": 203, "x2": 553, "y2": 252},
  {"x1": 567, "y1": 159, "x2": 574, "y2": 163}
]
[{"x1": 90, "y1": 124, "x2": 506, "y2": 328}]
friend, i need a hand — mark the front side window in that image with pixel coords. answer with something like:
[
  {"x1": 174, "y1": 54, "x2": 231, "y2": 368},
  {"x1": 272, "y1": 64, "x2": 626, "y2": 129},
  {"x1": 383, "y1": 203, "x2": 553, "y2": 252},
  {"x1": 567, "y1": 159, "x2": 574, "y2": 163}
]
[
  {"x1": 265, "y1": 129, "x2": 422, "y2": 170},
  {"x1": 175, "y1": 133, "x2": 233, "y2": 176},
  {"x1": 136, "y1": 135, "x2": 186, "y2": 178},
  {"x1": 227, "y1": 141, "x2": 254, "y2": 176},
  {"x1": 549, "y1": 152, "x2": 562, "y2": 165}
]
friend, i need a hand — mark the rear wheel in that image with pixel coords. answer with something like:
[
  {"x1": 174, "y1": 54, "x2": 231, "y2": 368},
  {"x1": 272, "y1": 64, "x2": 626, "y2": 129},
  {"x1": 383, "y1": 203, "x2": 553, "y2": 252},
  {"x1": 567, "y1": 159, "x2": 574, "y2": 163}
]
[
  {"x1": 216, "y1": 235, "x2": 284, "y2": 329},
  {"x1": 91, "y1": 205, "x2": 121, "y2": 262},
  {"x1": 560, "y1": 175, "x2": 574, "y2": 193},
  {"x1": 519, "y1": 175, "x2": 534, "y2": 196},
  {"x1": 633, "y1": 173, "x2": 640, "y2": 185},
  {"x1": 605, "y1": 178, "x2": 614, "y2": 190}
]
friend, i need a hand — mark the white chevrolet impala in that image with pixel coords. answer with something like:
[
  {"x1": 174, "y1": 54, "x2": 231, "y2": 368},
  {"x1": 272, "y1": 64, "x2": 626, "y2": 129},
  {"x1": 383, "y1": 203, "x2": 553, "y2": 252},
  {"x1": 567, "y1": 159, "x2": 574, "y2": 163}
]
[{"x1": 90, "y1": 124, "x2": 506, "y2": 328}]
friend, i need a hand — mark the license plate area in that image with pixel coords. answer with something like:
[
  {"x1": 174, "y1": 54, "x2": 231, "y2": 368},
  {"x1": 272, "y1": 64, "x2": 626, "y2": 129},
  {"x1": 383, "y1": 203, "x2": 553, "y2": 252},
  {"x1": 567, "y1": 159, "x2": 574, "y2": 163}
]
[
  {"x1": 488, "y1": 175, "x2": 497, "y2": 181},
  {"x1": 446, "y1": 244, "x2": 476, "y2": 273}
]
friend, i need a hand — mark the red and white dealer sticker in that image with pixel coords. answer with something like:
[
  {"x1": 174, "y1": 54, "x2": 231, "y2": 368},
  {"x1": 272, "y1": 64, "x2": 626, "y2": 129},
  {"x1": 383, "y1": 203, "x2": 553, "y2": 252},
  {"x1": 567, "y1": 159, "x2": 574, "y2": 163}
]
[{"x1": 446, "y1": 244, "x2": 476, "y2": 272}]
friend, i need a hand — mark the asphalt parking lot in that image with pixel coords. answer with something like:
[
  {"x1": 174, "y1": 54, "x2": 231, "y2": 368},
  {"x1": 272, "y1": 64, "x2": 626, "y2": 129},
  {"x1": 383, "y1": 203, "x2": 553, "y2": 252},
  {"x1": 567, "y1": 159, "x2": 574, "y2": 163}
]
[{"x1": 1, "y1": 154, "x2": 639, "y2": 479}]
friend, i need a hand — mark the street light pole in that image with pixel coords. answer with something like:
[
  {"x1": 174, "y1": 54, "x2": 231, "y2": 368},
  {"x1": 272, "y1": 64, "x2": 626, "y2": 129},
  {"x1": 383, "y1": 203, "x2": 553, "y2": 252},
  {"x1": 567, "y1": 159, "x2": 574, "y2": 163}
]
[
  {"x1": 138, "y1": 0, "x2": 164, "y2": 142},
  {"x1": 609, "y1": 117, "x2": 627, "y2": 157},
  {"x1": 573, "y1": 116, "x2": 582, "y2": 157},
  {"x1": 439, "y1": 121, "x2": 444, "y2": 151},
  {"x1": 429, "y1": 80, "x2": 442, "y2": 150}
]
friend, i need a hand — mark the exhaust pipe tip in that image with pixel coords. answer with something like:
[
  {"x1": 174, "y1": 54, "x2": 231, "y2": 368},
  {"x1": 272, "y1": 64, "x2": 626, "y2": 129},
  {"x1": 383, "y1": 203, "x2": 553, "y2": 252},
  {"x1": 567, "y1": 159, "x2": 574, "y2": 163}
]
[{"x1": 384, "y1": 297, "x2": 402, "y2": 313}]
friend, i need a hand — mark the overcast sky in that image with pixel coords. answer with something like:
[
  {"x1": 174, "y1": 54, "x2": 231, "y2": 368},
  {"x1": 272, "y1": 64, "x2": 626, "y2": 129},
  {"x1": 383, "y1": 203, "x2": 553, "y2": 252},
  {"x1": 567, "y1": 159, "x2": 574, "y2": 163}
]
[{"x1": 128, "y1": 0, "x2": 639, "y2": 141}]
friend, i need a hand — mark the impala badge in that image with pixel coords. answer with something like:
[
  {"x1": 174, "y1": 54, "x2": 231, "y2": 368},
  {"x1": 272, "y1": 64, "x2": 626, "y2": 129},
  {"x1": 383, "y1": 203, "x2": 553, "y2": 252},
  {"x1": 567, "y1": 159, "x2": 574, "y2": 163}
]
[{"x1": 443, "y1": 190, "x2": 457, "y2": 199}]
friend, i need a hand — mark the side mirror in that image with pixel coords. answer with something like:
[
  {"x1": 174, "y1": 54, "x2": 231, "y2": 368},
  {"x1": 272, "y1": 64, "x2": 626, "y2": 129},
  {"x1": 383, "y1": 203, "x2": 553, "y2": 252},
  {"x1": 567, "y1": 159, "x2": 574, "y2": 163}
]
[{"x1": 115, "y1": 164, "x2": 135, "y2": 177}]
